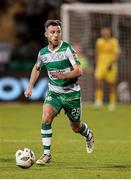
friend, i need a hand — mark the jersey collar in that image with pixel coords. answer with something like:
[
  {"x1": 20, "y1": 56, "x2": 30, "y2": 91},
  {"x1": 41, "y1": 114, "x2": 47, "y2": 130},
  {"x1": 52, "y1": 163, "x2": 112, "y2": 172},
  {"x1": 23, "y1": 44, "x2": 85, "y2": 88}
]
[{"x1": 48, "y1": 40, "x2": 63, "y2": 53}]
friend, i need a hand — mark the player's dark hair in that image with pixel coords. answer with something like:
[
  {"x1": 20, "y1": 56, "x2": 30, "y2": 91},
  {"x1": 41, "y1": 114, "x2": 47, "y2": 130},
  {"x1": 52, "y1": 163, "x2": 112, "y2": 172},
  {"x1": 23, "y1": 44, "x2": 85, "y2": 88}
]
[{"x1": 45, "y1": 20, "x2": 62, "y2": 30}]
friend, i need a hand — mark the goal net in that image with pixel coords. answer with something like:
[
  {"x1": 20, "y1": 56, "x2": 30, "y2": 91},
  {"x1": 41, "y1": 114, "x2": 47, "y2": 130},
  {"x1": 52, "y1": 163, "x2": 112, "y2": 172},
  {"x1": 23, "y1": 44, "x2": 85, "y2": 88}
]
[{"x1": 61, "y1": 3, "x2": 131, "y2": 103}]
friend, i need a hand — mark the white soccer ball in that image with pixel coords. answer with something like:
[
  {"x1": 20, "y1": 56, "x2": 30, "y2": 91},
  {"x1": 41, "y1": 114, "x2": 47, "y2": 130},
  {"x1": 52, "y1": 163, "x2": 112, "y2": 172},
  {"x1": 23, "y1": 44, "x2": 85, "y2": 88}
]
[{"x1": 15, "y1": 148, "x2": 35, "y2": 169}]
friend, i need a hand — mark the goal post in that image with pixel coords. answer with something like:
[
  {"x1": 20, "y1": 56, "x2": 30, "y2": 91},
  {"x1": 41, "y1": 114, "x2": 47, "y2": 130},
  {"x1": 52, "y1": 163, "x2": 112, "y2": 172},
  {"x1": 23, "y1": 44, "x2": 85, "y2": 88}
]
[{"x1": 61, "y1": 3, "x2": 131, "y2": 103}]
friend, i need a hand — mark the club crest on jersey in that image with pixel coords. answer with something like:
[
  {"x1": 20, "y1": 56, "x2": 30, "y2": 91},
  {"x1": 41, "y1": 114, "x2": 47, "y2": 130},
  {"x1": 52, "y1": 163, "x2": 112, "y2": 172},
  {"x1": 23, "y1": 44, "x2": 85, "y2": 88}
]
[{"x1": 57, "y1": 53, "x2": 65, "y2": 60}]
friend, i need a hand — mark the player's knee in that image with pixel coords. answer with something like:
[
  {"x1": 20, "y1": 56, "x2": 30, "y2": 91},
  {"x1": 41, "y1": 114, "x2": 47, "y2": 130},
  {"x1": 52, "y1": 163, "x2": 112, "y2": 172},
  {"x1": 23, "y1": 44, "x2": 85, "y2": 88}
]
[{"x1": 42, "y1": 113, "x2": 52, "y2": 124}]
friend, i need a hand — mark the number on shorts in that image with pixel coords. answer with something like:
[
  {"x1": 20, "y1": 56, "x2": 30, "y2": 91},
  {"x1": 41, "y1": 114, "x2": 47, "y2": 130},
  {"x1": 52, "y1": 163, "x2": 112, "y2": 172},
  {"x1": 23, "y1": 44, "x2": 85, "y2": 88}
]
[{"x1": 71, "y1": 108, "x2": 80, "y2": 119}]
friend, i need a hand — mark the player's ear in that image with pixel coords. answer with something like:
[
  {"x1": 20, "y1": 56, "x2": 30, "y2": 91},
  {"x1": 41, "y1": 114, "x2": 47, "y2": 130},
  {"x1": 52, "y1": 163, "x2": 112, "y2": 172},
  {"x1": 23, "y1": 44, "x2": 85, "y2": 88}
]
[{"x1": 45, "y1": 32, "x2": 47, "y2": 37}]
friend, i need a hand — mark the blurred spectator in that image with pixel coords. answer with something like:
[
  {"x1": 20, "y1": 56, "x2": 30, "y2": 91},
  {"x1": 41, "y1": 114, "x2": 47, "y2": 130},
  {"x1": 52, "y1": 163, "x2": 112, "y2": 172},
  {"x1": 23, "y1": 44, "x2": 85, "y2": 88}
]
[
  {"x1": 0, "y1": 1, "x2": 19, "y2": 70},
  {"x1": 0, "y1": 3, "x2": 16, "y2": 43},
  {"x1": 62, "y1": 0, "x2": 79, "y2": 3},
  {"x1": 117, "y1": 81, "x2": 131, "y2": 103},
  {"x1": 73, "y1": 42, "x2": 89, "y2": 73},
  {"x1": 79, "y1": 0, "x2": 114, "y2": 2},
  {"x1": 13, "y1": 1, "x2": 29, "y2": 38},
  {"x1": 27, "y1": 2, "x2": 58, "y2": 47},
  {"x1": 0, "y1": 0, "x2": 60, "y2": 72},
  {"x1": 11, "y1": 34, "x2": 40, "y2": 61},
  {"x1": 0, "y1": 42, "x2": 11, "y2": 71},
  {"x1": 73, "y1": 42, "x2": 90, "y2": 102},
  {"x1": 0, "y1": 0, "x2": 9, "y2": 13}
]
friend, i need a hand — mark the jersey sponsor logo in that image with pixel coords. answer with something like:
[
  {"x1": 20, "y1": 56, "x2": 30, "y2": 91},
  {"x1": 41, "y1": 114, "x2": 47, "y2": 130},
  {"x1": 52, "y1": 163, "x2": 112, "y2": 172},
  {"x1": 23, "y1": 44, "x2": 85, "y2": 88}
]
[
  {"x1": 42, "y1": 56, "x2": 48, "y2": 62},
  {"x1": 41, "y1": 52, "x2": 65, "y2": 63}
]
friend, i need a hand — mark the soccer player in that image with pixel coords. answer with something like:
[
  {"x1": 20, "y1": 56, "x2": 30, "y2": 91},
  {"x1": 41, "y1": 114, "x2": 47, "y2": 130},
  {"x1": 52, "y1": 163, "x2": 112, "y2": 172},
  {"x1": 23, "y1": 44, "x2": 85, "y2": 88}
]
[
  {"x1": 94, "y1": 26, "x2": 120, "y2": 111},
  {"x1": 24, "y1": 20, "x2": 94, "y2": 165}
]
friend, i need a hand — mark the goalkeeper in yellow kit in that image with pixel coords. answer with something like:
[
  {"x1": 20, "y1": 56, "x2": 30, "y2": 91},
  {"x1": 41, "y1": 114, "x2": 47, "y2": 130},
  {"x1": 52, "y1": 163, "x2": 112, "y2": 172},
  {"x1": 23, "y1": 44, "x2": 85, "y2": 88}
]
[{"x1": 94, "y1": 26, "x2": 120, "y2": 111}]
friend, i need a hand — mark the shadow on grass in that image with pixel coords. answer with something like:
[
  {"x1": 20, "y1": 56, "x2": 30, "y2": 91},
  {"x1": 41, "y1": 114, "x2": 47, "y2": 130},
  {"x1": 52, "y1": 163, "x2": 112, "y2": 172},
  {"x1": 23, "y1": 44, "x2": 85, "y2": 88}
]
[
  {"x1": 48, "y1": 161, "x2": 131, "y2": 170},
  {"x1": 0, "y1": 158, "x2": 14, "y2": 163},
  {"x1": 103, "y1": 164, "x2": 131, "y2": 169}
]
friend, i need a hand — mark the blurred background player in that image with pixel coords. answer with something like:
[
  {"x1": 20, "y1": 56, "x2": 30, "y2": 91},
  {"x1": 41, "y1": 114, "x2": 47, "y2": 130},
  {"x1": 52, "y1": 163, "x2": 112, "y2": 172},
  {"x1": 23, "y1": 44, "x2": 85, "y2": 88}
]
[{"x1": 94, "y1": 26, "x2": 121, "y2": 111}]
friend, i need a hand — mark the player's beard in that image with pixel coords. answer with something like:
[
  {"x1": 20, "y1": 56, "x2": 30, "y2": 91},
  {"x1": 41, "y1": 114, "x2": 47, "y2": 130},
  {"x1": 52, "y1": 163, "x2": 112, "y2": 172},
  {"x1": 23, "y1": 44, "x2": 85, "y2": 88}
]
[{"x1": 49, "y1": 39, "x2": 60, "y2": 49}]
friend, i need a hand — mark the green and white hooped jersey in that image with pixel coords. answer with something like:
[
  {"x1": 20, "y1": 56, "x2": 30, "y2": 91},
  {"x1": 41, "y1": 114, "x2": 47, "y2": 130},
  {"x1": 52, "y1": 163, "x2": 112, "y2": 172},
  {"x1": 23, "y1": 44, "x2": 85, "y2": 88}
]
[{"x1": 35, "y1": 41, "x2": 81, "y2": 94}]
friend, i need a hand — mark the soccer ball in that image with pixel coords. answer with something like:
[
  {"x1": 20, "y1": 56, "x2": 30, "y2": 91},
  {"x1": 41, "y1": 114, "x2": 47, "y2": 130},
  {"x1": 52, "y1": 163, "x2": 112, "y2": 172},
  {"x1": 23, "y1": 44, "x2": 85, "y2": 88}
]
[{"x1": 15, "y1": 148, "x2": 35, "y2": 169}]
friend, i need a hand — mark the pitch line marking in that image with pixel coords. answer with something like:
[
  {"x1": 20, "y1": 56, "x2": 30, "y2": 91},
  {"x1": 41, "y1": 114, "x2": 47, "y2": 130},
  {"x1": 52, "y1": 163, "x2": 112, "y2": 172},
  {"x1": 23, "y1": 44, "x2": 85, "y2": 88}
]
[{"x1": 0, "y1": 139, "x2": 131, "y2": 144}]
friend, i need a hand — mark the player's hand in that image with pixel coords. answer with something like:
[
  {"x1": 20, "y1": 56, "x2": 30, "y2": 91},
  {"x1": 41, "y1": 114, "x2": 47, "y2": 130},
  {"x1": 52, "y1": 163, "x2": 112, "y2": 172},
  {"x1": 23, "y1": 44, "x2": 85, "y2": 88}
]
[
  {"x1": 24, "y1": 88, "x2": 32, "y2": 98},
  {"x1": 51, "y1": 71, "x2": 65, "y2": 80},
  {"x1": 107, "y1": 64, "x2": 113, "y2": 71}
]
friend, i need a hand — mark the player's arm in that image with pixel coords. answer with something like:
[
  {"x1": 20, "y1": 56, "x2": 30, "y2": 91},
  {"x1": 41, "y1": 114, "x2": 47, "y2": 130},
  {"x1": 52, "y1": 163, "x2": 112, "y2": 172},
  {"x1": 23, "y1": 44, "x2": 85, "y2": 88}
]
[
  {"x1": 107, "y1": 39, "x2": 121, "y2": 70},
  {"x1": 51, "y1": 64, "x2": 82, "y2": 80},
  {"x1": 24, "y1": 66, "x2": 41, "y2": 97},
  {"x1": 51, "y1": 45, "x2": 82, "y2": 80},
  {"x1": 112, "y1": 41, "x2": 121, "y2": 62},
  {"x1": 95, "y1": 39, "x2": 100, "y2": 65}
]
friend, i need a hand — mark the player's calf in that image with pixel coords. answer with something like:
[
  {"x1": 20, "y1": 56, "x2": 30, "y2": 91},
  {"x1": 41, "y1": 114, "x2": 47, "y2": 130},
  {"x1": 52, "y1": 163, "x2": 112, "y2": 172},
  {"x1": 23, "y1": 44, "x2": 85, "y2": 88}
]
[{"x1": 79, "y1": 122, "x2": 94, "y2": 153}]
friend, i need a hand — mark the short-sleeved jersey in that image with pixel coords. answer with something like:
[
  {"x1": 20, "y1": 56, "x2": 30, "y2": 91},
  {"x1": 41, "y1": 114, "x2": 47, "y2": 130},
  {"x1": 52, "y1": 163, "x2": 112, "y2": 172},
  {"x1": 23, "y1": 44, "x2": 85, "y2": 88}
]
[
  {"x1": 96, "y1": 37, "x2": 120, "y2": 67},
  {"x1": 35, "y1": 41, "x2": 81, "y2": 94}
]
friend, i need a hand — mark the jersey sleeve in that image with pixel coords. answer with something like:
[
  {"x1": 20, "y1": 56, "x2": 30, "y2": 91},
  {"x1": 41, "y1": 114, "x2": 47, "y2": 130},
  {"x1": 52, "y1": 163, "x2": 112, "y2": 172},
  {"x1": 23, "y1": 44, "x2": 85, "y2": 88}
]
[
  {"x1": 65, "y1": 45, "x2": 80, "y2": 66},
  {"x1": 35, "y1": 51, "x2": 43, "y2": 68}
]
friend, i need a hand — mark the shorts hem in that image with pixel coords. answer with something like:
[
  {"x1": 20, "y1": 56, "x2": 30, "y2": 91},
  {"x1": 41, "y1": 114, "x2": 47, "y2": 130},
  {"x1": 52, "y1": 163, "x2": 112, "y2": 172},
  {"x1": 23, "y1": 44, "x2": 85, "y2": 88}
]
[{"x1": 44, "y1": 101, "x2": 61, "y2": 113}]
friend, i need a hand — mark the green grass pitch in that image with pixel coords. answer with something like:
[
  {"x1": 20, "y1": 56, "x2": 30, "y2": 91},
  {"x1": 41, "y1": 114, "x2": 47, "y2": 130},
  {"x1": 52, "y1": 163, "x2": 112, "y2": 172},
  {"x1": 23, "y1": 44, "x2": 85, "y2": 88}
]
[{"x1": 0, "y1": 103, "x2": 131, "y2": 179}]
